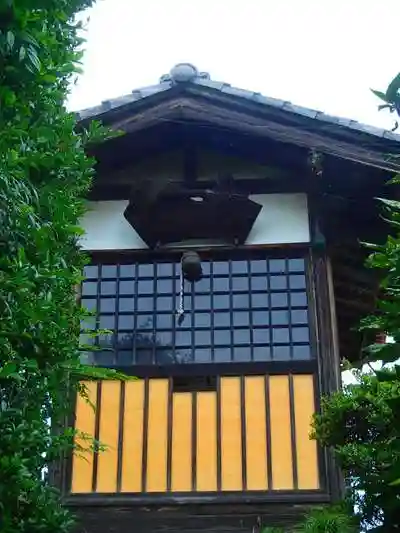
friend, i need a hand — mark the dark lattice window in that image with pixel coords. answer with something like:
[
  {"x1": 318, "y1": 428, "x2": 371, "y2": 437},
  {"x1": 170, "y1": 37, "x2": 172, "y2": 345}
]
[{"x1": 80, "y1": 255, "x2": 313, "y2": 367}]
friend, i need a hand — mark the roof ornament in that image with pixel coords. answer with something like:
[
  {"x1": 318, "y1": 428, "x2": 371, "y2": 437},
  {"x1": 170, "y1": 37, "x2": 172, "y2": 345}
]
[{"x1": 160, "y1": 63, "x2": 210, "y2": 84}]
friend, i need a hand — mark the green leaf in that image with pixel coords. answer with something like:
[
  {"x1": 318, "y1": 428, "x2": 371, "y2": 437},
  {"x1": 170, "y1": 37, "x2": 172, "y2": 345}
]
[
  {"x1": 364, "y1": 342, "x2": 400, "y2": 364},
  {"x1": 380, "y1": 215, "x2": 400, "y2": 228},
  {"x1": 378, "y1": 104, "x2": 392, "y2": 111},
  {"x1": 371, "y1": 89, "x2": 389, "y2": 102},
  {"x1": 41, "y1": 73, "x2": 57, "y2": 83},
  {"x1": 6, "y1": 31, "x2": 15, "y2": 51},
  {"x1": 389, "y1": 477, "x2": 400, "y2": 486},
  {"x1": 19, "y1": 31, "x2": 39, "y2": 49},
  {"x1": 0, "y1": 362, "x2": 22, "y2": 382},
  {"x1": 376, "y1": 197, "x2": 400, "y2": 211},
  {"x1": 24, "y1": 359, "x2": 39, "y2": 371},
  {"x1": 386, "y1": 73, "x2": 400, "y2": 102},
  {"x1": 386, "y1": 395, "x2": 400, "y2": 412},
  {"x1": 3, "y1": 88, "x2": 16, "y2": 106},
  {"x1": 27, "y1": 45, "x2": 41, "y2": 73},
  {"x1": 0, "y1": 361, "x2": 18, "y2": 378},
  {"x1": 361, "y1": 241, "x2": 385, "y2": 251},
  {"x1": 19, "y1": 45, "x2": 26, "y2": 61},
  {"x1": 375, "y1": 369, "x2": 396, "y2": 383}
]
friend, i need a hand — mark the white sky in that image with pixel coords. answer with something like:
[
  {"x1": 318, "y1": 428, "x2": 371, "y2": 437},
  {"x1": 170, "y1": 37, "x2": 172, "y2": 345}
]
[{"x1": 69, "y1": 0, "x2": 399, "y2": 130}]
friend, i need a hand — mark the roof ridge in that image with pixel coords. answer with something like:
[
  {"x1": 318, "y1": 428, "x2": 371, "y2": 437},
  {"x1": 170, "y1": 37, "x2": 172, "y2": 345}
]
[{"x1": 76, "y1": 63, "x2": 400, "y2": 142}]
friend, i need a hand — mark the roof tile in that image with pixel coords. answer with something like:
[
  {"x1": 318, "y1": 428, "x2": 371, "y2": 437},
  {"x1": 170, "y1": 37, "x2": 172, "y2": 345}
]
[
  {"x1": 252, "y1": 93, "x2": 287, "y2": 108},
  {"x1": 337, "y1": 117, "x2": 352, "y2": 127},
  {"x1": 357, "y1": 123, "x2": 389, "y2": 137},
  {"x1": 383, "y1": 129, "x2": 400, "y2": 141},
  {"x1": 283, "y1": 103, "x2": 318, "y2": 119},
  {"x1": 194, "y1": 78, "x2": 229, "y2": 91},
  {"x1": 221, "y1": 85, "x2": 256, "y2": 100},
  {"x1": 343, "y1": 119, "x2": 386, "y2": 137},
  {"x1": 315, "y1": 111, "x2": 340, "y2": 124},
  {"x1": 75, "y1": 62, "x2": 400, "y2": 143}
]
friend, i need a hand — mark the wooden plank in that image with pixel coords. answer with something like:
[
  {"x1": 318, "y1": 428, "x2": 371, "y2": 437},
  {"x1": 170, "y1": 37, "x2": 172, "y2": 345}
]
[
  {"x1": 71, "y1": 381, "x2": 97, "y2": 493},
  {"x1": 293, "y1": 375, "x2": 319, "y2": 489},
  {"x1": 180, "y1": 98, "x2": 398, "y2": 172},
  {"x1": 98, "y1": 92, "x2": 398, "y2": 171},
  {"x1": 245, "y1": 376, "x2": 268, "y2": 490},
  {"x1": 146, "y1": 379, "x2": 168, "y2": 492},
  {"x1": 120, "y1": 380, "x2": 144, "y2": 492},
  {"x1": 171, "y1": 392, "x2": 192, "y2": 492},
  {"x1": 196, "y1": 392, "x2": 217, "y2": 491},
  {"x1": 96, "y1": 381, "x2": 120, "y2": 492},
  {"x1": 220, "y1": 377, "x2": 242, "y2": 491},
  {"x1": 269, "y1": 376, "x2": 293, "y2": 490}
]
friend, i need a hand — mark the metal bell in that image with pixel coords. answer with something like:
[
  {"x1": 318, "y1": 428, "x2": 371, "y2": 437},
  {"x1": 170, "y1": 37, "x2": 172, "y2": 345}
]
[{"x1": 181, "y1": 251, "x2": 202, "y2": 282}]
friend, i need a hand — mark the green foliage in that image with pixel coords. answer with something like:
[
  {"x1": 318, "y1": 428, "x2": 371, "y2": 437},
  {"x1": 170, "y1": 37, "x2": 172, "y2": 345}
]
[
  {"x1": 312, "y1": 83, "x2": 400, "y2": 530},
  {"x1": 313, "y1": 371, "x2": 400, "y2": 530},
  {"x1": 299, "y1": 505, "x2": 356, "y2": 533},
  {"x1": 371, "y1": 72, "x2": 400, "y2": 129},
  {"x1": 262, "y1": 505, "x2": 357, "y2": 533},
  {"x1": 0, "y1": 1, "x2": 128, "y2": 532}
]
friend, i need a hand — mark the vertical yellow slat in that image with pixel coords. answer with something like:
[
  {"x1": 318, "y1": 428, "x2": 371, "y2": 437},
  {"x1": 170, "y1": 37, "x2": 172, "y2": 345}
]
[
  {"x1": 146, "y1": 379, "x2": 168, "y2": 492},
  {"x1": 196, "y1": 392, "x2": 217, "y2": 491},
  {"x1": 96, "y1": 381, "x2": 120, "y2": 492},
  {"x1": 293, "y1": 375, "x2": 319, "y2": 489},
  {"x1": 171, "y1": 392, "x2": 192, "y2": 492},
  {"x1": 269, "y1": 376, "x2": 294, "y2": 490},
  {"x1": 71, "y1": 381, "x2": 97, "y2": 493},
  {"x1": 221, "y1": 377, "x2": 242, "y2": 491},
  {"x1": 245, "y1": 376, "x2": 268, "y2": 490},
  {"x1": 121, "y1": 380, "x2": 144, "y2": 492}
]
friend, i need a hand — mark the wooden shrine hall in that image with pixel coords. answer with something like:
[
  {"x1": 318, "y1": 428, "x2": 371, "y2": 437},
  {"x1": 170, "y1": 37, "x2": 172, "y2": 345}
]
[{"x1": 53, "y1": 63, "x2": 400, "y2": 532}]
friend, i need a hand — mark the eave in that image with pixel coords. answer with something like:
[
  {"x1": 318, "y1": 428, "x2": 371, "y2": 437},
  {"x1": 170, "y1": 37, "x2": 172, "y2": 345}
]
[{"x1": 78, "y1": 82, "x2": 400, "y2": 173}]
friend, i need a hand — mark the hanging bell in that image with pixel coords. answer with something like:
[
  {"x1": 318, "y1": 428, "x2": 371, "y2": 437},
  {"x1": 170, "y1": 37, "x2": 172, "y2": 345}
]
[{"x1": 181, "y1": 251, "x2": 203, "y2": 282}]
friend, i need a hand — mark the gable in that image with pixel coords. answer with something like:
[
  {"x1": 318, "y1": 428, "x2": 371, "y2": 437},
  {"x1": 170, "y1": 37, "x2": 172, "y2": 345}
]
[
  {"x1": 79, "y1": 63, "x2": 400, "y2": 173},
  {"x1": 77, "y1": 64, "x2": 396, "y2": 366}
]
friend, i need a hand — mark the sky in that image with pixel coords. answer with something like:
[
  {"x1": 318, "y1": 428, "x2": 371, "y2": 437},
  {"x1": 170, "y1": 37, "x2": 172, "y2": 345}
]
[{"x1": 68, "y1": 0, "x2": 400, "y2": 130}]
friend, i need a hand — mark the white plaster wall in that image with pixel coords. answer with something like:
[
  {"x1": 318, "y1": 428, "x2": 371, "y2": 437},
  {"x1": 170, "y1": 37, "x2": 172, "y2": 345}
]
[
  {"x1": 79, "y1": 193, "x2": 310, "y2": 251},
  {"x1": 246, "y1": 193, "x2": 310, "y2": 245},
  {"x1": 79, "y1": 200, "x2": 148, "y2": 251}
]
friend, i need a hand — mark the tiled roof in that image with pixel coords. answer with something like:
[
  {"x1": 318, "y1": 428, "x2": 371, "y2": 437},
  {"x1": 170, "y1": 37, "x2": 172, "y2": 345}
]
[{"x1": 77, "y1": 63, "x2": 400, "y2": 142}]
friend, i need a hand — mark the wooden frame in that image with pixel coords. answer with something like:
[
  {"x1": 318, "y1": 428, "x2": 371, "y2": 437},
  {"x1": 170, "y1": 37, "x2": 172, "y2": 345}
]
[
  {"x1": 80, "y1": 86, "x2": 400, "y2": 172},
  {"x1": 309, "y1": 250, "x2": 344, "y2": 501},
  {"x1": 54, "y1": 245, "x2": 343, "y2": 505}
]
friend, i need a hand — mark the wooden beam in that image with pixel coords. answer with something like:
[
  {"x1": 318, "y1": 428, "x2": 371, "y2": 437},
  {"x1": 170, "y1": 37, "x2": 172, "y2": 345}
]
[
  {"x1": 178, "y1": 100, "x2": 400, "y2": 172},
  {"x1": 91, "y1": 95, "x2": 399, "y2": 172}
]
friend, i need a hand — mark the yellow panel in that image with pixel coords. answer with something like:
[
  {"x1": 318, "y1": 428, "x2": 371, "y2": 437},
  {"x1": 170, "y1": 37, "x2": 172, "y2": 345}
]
[
  {"x1": 293, "y1": 375, "x2": 319, "y2": 489},
  {"x1": 121, "y1": 380, "x2": 144, "y2": 492},
  {"x1": 245, "y1": 376, "x2": 268, "y2": 490},
  {"x1": 171, "y1": 393, "x2": 192, "y2": 492},
  {"x1": 269, "y1": 376, "x2": 293, "y2": 490},
  {"x1": 96, "y1": 381, "x2": 120, "y2": 492},
  {"x1": 196, "y1": 392, "x2": 217, "y2": 491},
  {"x1": 71, "y1": 381, "x2": 97, "y2": 493},
  {"x1": 146, "y1": 379, "x2": 168, "y2": 492},
  {"x1": 221, "y1": 377, "x2": 242, "y2": 491}
]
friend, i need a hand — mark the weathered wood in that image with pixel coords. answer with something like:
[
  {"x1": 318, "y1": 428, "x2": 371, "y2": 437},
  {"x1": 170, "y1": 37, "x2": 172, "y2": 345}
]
[
  {"x1": 70, "y1": 502, "x2": 327, "y2": 533},
  {"x1": 310, "y1": 252, "x2": 344, "y2": 501},
  {"x1": 93, "y1": 94, "x2": 399, "y2": 172},
  {"x1": 80, "y1": 86, "x2": 400, "y2": 172}
]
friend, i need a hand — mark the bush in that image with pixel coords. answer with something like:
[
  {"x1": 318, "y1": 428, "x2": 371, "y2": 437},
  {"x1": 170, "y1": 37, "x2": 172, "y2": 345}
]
[
  {"x1": 0, "y1": 2, "x2": 121, "y2": 531},
  {"x1": 312, "y1": 75, "x2": 400, "y2": 530},
  {"x1": 262, "y1": 504, "x2": 357, "y2": 533}
]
